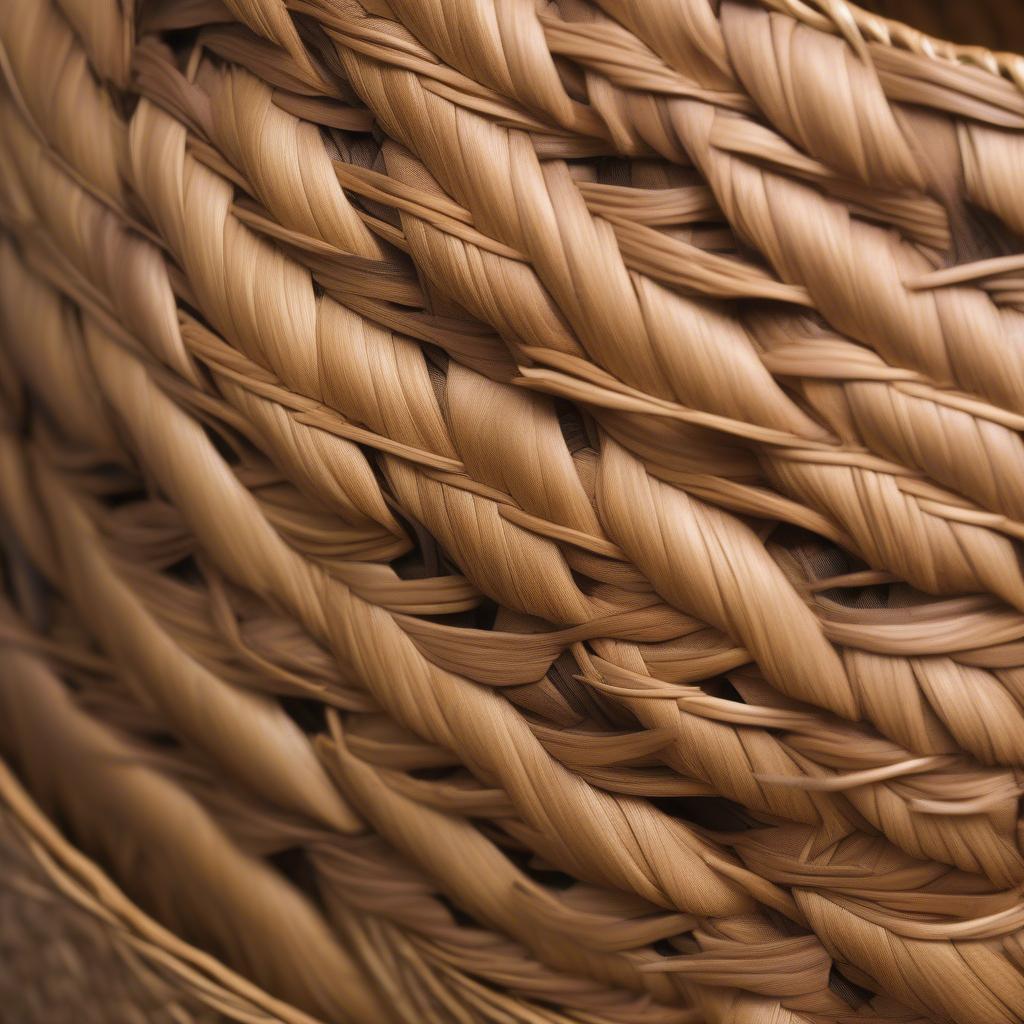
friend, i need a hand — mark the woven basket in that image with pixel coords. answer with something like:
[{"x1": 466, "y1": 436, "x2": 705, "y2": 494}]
[
  {"x1": 0, "y1": 721, "x2": 320, "y2": 1024},
  {"x1": 3, "y1": 0, "x2": 1024, "y2": 1021}
]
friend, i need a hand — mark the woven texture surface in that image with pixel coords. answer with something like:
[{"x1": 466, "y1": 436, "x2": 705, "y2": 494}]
[
  {"x1": 0, "y1": 811, "x2": 223, "y2": 1024},
  {"x1": 0, "y1": 747, "x2": 322, "y2": 1024},
  {"x1": 3, "y1": 0, "x2": 1024, "y2": 1021}
]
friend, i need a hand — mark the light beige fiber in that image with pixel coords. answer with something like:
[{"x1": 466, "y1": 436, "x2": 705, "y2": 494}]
[{"x1": 3, "y1": 0, "x2": 1024, "y2": 1022}]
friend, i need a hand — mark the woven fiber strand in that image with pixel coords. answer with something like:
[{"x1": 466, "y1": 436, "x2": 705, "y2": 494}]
[
  {"x1": 0, "y1": 678, "x2": 327, "y2": 1024},
  {"x1": 3, "y1": 0, "x2": 1024, "y2": 1021}
]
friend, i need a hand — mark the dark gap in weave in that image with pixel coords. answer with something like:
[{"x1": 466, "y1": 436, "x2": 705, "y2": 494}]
[
  {"x1": 569, "y1": 565, "x2": 630, "y2": 602},
  {"x1": 434, "y1": 891, "x2": 478, "y2": 929},
  {"x1": 947, "y1": 190, "x2": 1024, "y2": 264},
  {"x1": 408, "y1": 764, "x2": 459, "y2": 782},
  {"x1": 104, "y1": 485, "x2": 150, "y2": 509},
  {"x1": 553, "y1": 54, "x2": 588, "y2": 105},
  {"x1": 1, "y1": 536, "x2": 52, "y2": 634},
  {"x1": 279, "y1": 695, "x2": 329, "y2": 737},
  {"x1": 476, "y1": 819, "x2": 529, "y2": 854},
  {"x1": 200, "y1": 421, "x2": 241, "y2": 467},
  {"x1": 153, "y1": 26, "x2": 201, "y2": 63},
  {"x1": 827, "y1": 965, "x2": 874, "y2": 1008},
  {"x1": 569, "y1": 567, "x2": 608, "y2": 599},
  {"x1": 386, "y1": 507, "x2": 443, "y2": 579},
  {"x1": 160, "y1": 552, "x2": 203, "y2": 584},
  {"x1": 555, "y1": 400, "x2": 592, "y2": 455},
  {"x1": 505, "y1": 845, "x2": 576, "y2": 893},
  {"x1": 545, "y1": 652, "x2": 596, "y2": 722},
  {"x1": 548, "y1": 650, "x2": 636, "y2": 730},
  {"x1": 337, "y1": 131, "x2": 384, "y2": 178},
  {"x1": 600, "y1": 700, "x2": 647, "y2": 734},
  {"x1": 769, "y1": 523, "x2": 897, "y2": 610},
  {"x1": 166, "y1": 287, "x2": 213, "y2": 341},
  {"x1": 774, "y1": 528, "x2": 854, "y2": 578},
  {"x1": 379, "y1": 496, "x2": 500, "y2": 626},
  {"x1": 293, "y1": 13, "x2": 351, "y2": 94},
  {"x1": 779, "y1": 517, "x2": 946, "y2": 605},
  {"x1": 267, "y1": 846, "x2": 330, "y2": 913},
  {"x1": 425, "y1": 353, "x2": 448, "y2": 407},
  {"x1": 699, "y1": 675, "x2": 745, "y2": 703},
  {"x1": 649, "y1": 796, "x2": 759, "y2": 833},
  {"x1": 818, "y1": 583, "x2": 894, "y2": 610},
  {"x1": 652, "y1": 933, "x2": 704, "y2": 957},
  {"x1": 114, "y1": 83, "x2": 142, "y2": 123},
  {"x1": 587, "y1": 157, "x2": 703, "y2": 191},
  {"x1": 393, "y1": 600, "x2": 500, "y2": 638},
  {"x1": 590, "y1": 156, "x2": 633, "y2": 188},
  {"x1": 138, "y1": 729, "x2": 184, "y2": 751},
  {"x1": 383, "y1": 491, "x2": 470, "y2": 579},
  {"x1": 319, "y1": 126, "x2": 344, "y2": 167},
  {"x1": 469, "y1": 597, "x2": 501, "y2": 632},
  {"x1": 330, "y1": 137, "x2": 401, "y2": 228},
  {"x1": 642, "y1": 161, "x2": 707, "y2": 192}
]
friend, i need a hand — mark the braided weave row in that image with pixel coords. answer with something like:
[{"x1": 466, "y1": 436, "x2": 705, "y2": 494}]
[{"x1": 3, "y1": 0, "x2": 1024, "y2": 1021}]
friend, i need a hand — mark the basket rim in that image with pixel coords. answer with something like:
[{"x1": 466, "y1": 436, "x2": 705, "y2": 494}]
[
  {"x1": 0, "y1": 756, "x2": 323, "y2": 1024},
  {"x1": 761, "y1": 0, "x2": 1024, "y2": 89}
]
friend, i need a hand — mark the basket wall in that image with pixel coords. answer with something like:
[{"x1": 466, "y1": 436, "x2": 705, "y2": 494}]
[{"x1": 3, "y1": 0, "x2": 1024, "y2": 1022}]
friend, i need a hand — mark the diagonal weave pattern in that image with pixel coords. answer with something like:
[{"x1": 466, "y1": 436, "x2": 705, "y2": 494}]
[{"x1": 2, "y1": 0, "x2": 1024, "y2": 1021}]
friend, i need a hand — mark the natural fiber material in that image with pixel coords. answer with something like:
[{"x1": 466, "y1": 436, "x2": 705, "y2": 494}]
[
  {"x1": 0, "y1": 699, "x2": 325, "y2": 1024},
  {"x1": 3, "y1": 0, "x2": 1024, "y2": 1021}
]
